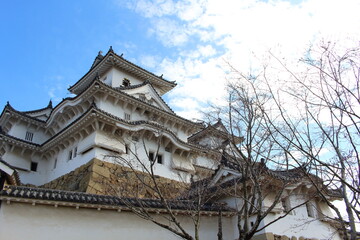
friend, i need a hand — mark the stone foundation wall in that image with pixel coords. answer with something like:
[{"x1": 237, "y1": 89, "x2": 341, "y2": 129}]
[
  {"x1": 41, "y1": 159, "x2": 187, "y2": 199},
  {"x1": 252, "y1": 233, "x2": 319, "y2": 240}
]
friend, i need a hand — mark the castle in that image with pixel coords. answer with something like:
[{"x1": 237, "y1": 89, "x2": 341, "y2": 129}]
[{"x1": 0, "y1": 48, "x2": 342, "y2": 240}]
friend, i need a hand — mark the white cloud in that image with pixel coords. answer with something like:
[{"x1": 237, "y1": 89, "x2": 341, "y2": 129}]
[
  {"x1": 125, "y1": 0, "x2": 360, "y2": 116},
  {"x1": 140, "y1": 55, "x2": 159, "y2": 68}
]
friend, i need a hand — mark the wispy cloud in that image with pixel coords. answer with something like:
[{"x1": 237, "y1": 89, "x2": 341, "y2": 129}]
[{"x1": 123, "y1": 0, "x2": 360, "y2": 118}]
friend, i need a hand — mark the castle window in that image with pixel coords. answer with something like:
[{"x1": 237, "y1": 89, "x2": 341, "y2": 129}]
[
  {"x1": 73, "y1": 146, "x2": 77, "y2": 158},
  {"x1": 68, "y1": 150, "x2": 73, "y2": 160},
  {"x1": 157, "y1": 154, "x2": 163, "y2": 164},
  {"x1": 30, "y1": 161, "x2": 38, "y2": 172},
  {"x1": 139, "y1": 94, "x2": 146, "y2": 101},
  {"x1": 125, "y1": 144, "x2": 129, "y2": 154},
  {"x1": 148, "y1": 152, "x2": 163, "y2": 164},
  {"x1": 68, "y1": 146, "x2": 78, "y2": 161},
  {"x1": 53, "y1": 158, "x2": 58, "y2": 169},
  {"x1": 149, "y1": 152, "x2": 154, "y2": 162},
  {"x1": 306, "y1": 202, "x2": 315, "y2": 218},
  {"x1": 122, "y1": 78, "x2": 130, "y2": 87},
  {"x1": 282, "y1": 197, "x2": 293, "y2": 215},
  {"x1": 124, "y1": 113, "x2": 131, "y2": 120},
  {"x1": 25, "y1": 131, "x2": 34, "y2": 142},
  {"x1": 132, "y1": 136, "x2": 139, "y2": 142}
]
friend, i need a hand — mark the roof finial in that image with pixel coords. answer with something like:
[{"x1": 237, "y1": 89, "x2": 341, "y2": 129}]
[
  {"x1": 160, "y1": 74, "x2": 163, "y2": 78},
  {"x1": 120, "y1": 53, "x2": 123, "y2": 57},
  {"x1": 48, "y1": 100, "x2": 53, "y2": 108},
  {"x1": 98, "y1": 51, "x2": 103, "y2": 56},
  {"x1": 109, "y1": 46, "x2": 114, "y2": 53}
]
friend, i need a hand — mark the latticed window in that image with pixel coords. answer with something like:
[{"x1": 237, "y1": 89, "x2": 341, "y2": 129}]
[
  {"x1": 124, "y1": 113, "x2": 131, "y2": 120},
  {"x1": 25, "y1": 131, "x2": 34, "y2": 142}
]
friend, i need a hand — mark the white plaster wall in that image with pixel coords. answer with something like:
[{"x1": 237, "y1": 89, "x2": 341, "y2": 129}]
[
  {"x1": 193, "y1": 155, "x2": 218, "y2": 170},
  {"x1": 0, "y1": 203, "x2": 234, "y2": 240},
  {"x1": 110, "y1": 68, "x2": 143, "y2": 88},
  {"x1": 101, "y1": 138, "x2": 194, "y2": 182},
  {"x1": 2, "y1": 150, "x2": 48, "y2": 185},
  {"x1": 8, "y1": 121, "x2": 49, "y2": 144},
  {"x1": 264, "y1": 212, "x2": 341, "y2": 240},
  {"x1": 263, "y1": 194, "x2": 341, "y2": 240},
  {"x1": 219, "y1": 195, "x2": 340, "y2": 240}
]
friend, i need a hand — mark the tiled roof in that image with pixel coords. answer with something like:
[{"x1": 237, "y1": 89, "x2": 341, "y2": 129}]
[
  {"x1": 116, "y1": 80, "x2": 175, "y2": 113},
  {"x1": 0, "y1": 104, "x2": 216, "y2": 155},
  {"x1": 20, "y1": 100, "x2": 53, "y2": 114},
  {"x1": 1, "y1": 78, "x2": 201, "y2": 136},
  {"x1": 188, "y1": 119, "x2": 242, "y2": 145},
  {"x1": 0, "y1": 159, "x2": 21, "y2": 185},
  {"x1": 69, "y1": 47, "x2": 176, "y2": 94},
  {"x1": 0, "y1": 185, "x2": 232, "y2": 213},
  {"x1": 1, "y1": 102, "x2": 46, "y2": 124}
]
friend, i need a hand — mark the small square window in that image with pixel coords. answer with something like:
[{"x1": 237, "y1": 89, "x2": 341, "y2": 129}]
[
  {"x1": 30, "y1": 162, "x2": 38, "y2": 172},
  {"x1": 124, "y1": 113, "x2": 131, "y2": 120},
  {"x1": 122, "y1": 78, "x2": 130, "y2": 87},
  {"x1": 25, "y1": 131, "x2": 34, "y2": 142}
]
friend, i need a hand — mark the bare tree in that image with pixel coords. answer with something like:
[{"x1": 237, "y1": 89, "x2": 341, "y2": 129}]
[
  {"x1": 205, "y1": 75, "x2": 317, "y2": 240},
  {"x1": 261, "y1": 41, "x2": 360, "y2": 239},
  {"x1": 104, "y1": 130, "x2": 226, "y2": 240},
  {"x1": 232, "y1": 42, "x2": 360, "y2": 240}
]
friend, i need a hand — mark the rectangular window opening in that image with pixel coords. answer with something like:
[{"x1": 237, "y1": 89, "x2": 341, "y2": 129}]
[
  {"x1": 149, "y1": 152, "x2": 154, "y2": 162},
  {"x1": 73, "y1": 147, "x2": 77, "y2": 158},
  {"x1": 306, "y1": 202, "x2": 315, "y2": 218},
  {"x1": 122, "y1": 78, "x2": 130, "y2": 87},
  {"x1": 124, "y1": 113, "x2": 131, "y2": 121},
  {"x1": 282, "y1": 197, "x2": 292, "y2": 215},
  {"x1": 157, "y1": 154, "x2": 163, "y2": 164},
  {"x1": 68, "y1": 150, "x2": 73, "y2": 161},
  {"x1": 53, "y1": 158, "x2": 58, "y2": 169},
  {"x1": 131, "y1": 136, "x2": 139, "y2": 142},
  {"x1": 125, "y1": 144, "x2": 129, "y2": 154},
  {"x1": 25, "y1": 131, "x2": 34, "y2": 142},
  {"x1": 30, "y1": 162, "x2": 38, "y2": 172}
]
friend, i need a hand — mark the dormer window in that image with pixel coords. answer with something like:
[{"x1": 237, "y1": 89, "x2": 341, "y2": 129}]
[
  {"x1": 139, "y1": 94, "x2": 146, "y2": 101},
  {"x1": 122, "y1": 78, "x2": 130, "y2": 87},
  {"x1": 25, "y1": 131, "x2": 34, "y2": 142}
]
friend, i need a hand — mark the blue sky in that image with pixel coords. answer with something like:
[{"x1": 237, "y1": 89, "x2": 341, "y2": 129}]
[{"x1": 1, "y1": 0, "x2": 359, "y2": 119}]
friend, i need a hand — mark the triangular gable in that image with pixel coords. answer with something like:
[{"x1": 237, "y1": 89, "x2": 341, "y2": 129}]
[
  {"x1": 69, "y1": 47, "x2": 176, "y2": 96},
  {"x1": 209, "y1": 164, "x2": 241, "y2": 187},
  {"x1": 188, "y1": 120, "x2": 243, "y2": 150},
  {"x1": 121, "y1": 82, "x2": 174, "y2": 113}
]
